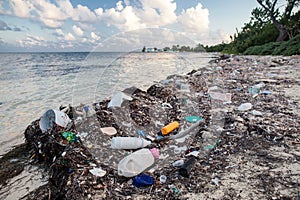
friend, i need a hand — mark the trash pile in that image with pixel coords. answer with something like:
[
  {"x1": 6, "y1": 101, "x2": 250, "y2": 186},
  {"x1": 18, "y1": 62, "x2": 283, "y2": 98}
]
[{"x1": 1, "y1": 55, "x2": 299, "y2": 200}]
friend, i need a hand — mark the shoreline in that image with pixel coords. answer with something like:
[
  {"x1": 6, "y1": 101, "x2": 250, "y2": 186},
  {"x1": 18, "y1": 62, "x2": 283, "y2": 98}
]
[{"x1": 1, "y1": 54, "x2": 299, "y2": 199}]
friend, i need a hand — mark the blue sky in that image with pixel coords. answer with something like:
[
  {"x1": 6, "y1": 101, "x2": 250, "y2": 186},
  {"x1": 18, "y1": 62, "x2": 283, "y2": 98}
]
[{"x1": 0, "y1": 0, "x2": 267, "y2": 52}]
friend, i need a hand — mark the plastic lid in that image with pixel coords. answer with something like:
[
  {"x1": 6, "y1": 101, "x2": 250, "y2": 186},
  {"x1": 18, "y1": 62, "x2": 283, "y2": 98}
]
[{"x1": 133, "y1": 174, "x2": 154, "y2": 187}]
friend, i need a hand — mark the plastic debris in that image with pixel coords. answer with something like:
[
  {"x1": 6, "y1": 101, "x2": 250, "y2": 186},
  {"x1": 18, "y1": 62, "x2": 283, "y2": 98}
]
[
  {"x1": 61, "y1": 131, "x2": 77, "y2": 143},
  {"x1": 110, "y1": 137, "x2": 151, "y2": 149},
  {"x1": 89, "y1": 167, "x2": 106, "y2": 177},
  {"x1": 118, "y1": 148, "x2": 157, "y2": 177},
  {"x1": 209, "y1": 91, "x2": 232, "y2": 102},
  {"x1": 186, "y1": 151, "x2": 200, "y2": 157},
  {"x1": 107, "y1": 91, "x2": 133, "y2": 108},
  {"x1": 204, "y1": 140, "x2": 221, "y2": 150},
  {"x1": 172, "y1": 160, "x2": 184, "y2": 167},
  {"x1": 170, "y1": 145, "x2": 187, "y2": 154},
  {"x1": 211, "y1": 177, "x2": 220, "y2": 186},
  {"x1": 150, "y1": 148, "x2": 160, "y2": 159},
  {"x1": 136, "y1": 130, "x2": 147, "y2": 137},
  {"x1": 159, "y1": 175, "x2": 167, "y2": 184},
  {"x1": 161, "y1": 121, "x2": 179, "y2": 135},
  {"x1": 184, "y1": 116, "x2": 203, "y2": 123},
  {"x1": 133, "y1": 174, "x2": 154, "y2": 187},
  {"x1": 261, "y1": 90, "x2": 272, "y2": 95},
  {"x1": 82, "y1": 104, "x2": 96, "y2": 118},
  {"x1": 169, "y1": 185, "x2": 181, "y2": 195},
  {"x1": 237, "y1": 102, "x2": 253, "y2": 111},
  {"x1": 252, "y1": 110, "x2": 263, "y2": 116},
  {"x1": 248, "y1": 82, "x2": 265, "y2": 94},
  {"x1": 39, "y1": 109, "x2": 71, "y2": 133},
  {"x1": 179, "y1": 157, "x2": 196, "y2": 178},
  {"x1": 170, "y1": 120, "x2": 201, "y2": 140},
  {"x1": 100, "y1": 127, "x2": 117, "y2": 136}
]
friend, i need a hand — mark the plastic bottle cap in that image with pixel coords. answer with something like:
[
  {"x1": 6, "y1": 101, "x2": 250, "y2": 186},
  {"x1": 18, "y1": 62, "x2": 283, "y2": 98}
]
[
  {"x1": 133, "y1": 174, "x2": 154, "y2": 187},
  {"x1": 150, "y1": 148, "x2": 160, "y2": 159}
]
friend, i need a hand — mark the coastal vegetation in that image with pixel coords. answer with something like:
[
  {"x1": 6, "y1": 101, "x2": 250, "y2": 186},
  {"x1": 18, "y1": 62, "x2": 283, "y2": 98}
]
[{"x1": 205, "y1": 0, "x2": 300, "y2": 55}]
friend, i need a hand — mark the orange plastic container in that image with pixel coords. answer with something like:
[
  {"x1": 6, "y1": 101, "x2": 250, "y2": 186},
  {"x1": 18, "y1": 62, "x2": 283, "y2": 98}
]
[{"x1": 161, "y1": 121, "x2": 179, "y2": 135}]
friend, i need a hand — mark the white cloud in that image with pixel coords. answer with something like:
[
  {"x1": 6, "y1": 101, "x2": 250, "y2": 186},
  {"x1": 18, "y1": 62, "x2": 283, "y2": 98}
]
[
  {"x1": 64, "y1": 33, "x2": 76, "y2": 41},
  {"x1": 33, "y1": 0, "x2": 67, "y2": 20},
  {"x1": 81, "y1": 38, "x2": 88, "y2": 43},
  {"x1": 116, "y1": 1, "x2": 124, "y2": 11},
  {"x1": 91, "y1": 32, "x2": 100, "y2": 40},
  {"x1": 40, "y1": 18, "x2": 63, "y2": 28},
  {"x1": 203, "y1": 30, "x2": 231, "y2": 45},
  {"x1": 94, "y1": 7, "x2": 103, "y2": 17},
  {"x1": 18, "y1": 34, "x2": 46, "y2": 47},
  {"x1": 9, "y1": 0, "x2": 33, "y2": 18},
  {"x1": 56, "y1": 29, "x2": 64, "y2": 36},
  {"x1": 138, "y1": 0, "x2": 177, "y2": 26},
  {"x1": 73, "y1": 25, "x2": 84, "y2": 36},
  {"x1": 101, "y1": 0, "x2": 177, "y2": 31},
  {"x1": 73, "y1": 4, "x2": 97, "y2": 22},
  {"x1": 178, "y1": 3, "x2": 209, "y2": 33},
  {"x1": 6, "y1": 0, "x2": 97, "y2": 28}
]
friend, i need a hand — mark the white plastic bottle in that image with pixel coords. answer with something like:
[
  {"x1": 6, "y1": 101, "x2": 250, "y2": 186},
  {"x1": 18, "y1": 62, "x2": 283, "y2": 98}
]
[
  {"x1": 118, "y1": 148, "x2": 159, "y2": 177},
  {"x1": 110, "y1": 137, "x2": 151, "y2": 149}
]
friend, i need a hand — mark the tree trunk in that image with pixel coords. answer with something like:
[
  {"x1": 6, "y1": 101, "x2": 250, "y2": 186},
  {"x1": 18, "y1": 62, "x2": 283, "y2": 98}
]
[
  {"x1": 276, "y1": 27, "x2": 288, "y2": 41},
  {"x1": 256, "y1": 0, "x2": 289, "y2": 41},
  {"x1": 272, "y1": 18, "x2": 288, "y2": 41}
]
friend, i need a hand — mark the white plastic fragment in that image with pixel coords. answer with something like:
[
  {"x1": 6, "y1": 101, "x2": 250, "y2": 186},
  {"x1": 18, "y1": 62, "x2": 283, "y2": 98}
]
[
  {"x1": 186, "y1": 151, "x2": 200, "y2": 157},
  {"x1": 211, "y1": 177, "x2": 220, "y2": 186},
  {"x1": 209, "y1": 91, "x2": 232, "y2": 102},
  {"x1": 108, "y1": 92, "x2": 133, "y2": 108},
  {"x1": 252, "y1": 110, "x2": 263, "y2": 116},
  {"x1": 100, "y1": 127, "x2": 117, "y2": 136},
  {"x1": 160, "y1": 175, "x2": 167, "y2": 184},
  {"x1": 170, "y1": 120, "x2": 201, "y2": 140},
  {"x1": 237, "y1": 103, "x2": 253, "y2": 111},
  {"x1": 39, "y1": 109, "x2": 71, "y2": 133},
  {"x1": 111, "y1": 137, "x2": 151, "y2": 149},
  {"x1": 89, "y1": 167, "x2": 106, "y2": 177},
  {"x1": 172, "y1": 159, "x2": 184, "y2": 167},
  {"x1": 118, "y1": 148, "x2": 155, "y2": 177}
]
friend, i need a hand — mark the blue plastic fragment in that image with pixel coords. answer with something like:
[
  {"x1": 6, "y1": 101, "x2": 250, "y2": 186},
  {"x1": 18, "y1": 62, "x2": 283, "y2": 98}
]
[
  {"x1": 133, "y1": 174, "x2": 154, "y2": 187},
  {"x1": 261, "y1": 90, "x2": 272, "y2": 95},
  {"x1": 136, "y1": 130, "x2": 147, "y2": 137},
  {"x1": 156, "y1": 135, "x2": 164, "y2": 140}
]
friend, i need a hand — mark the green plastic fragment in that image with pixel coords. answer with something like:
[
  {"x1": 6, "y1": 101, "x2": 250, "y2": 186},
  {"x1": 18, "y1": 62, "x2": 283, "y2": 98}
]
[
  {"x1": 62, "y1": 131, "x2": 77, "y2": 143},
  {"x1": 171, "y1": 187, "x2": 181, "y2": 195},
  {"x1": 204, "y1": 139, "x2": 221, "y2": 150},
  {"x1": 185, "y1": 116, "x2": 203, "y2": 123}
]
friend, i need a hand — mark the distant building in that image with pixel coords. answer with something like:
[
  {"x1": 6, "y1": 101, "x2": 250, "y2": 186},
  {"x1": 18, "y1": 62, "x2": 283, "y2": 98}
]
[{"x1": 144, "y1": 47, "x2": 163, "y2": 53}]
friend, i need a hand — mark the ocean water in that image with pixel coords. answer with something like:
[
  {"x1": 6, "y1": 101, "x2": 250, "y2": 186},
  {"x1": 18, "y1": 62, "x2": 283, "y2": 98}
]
[{"x1": 0, "y1": 52, "x2": 215, "y2": 154}]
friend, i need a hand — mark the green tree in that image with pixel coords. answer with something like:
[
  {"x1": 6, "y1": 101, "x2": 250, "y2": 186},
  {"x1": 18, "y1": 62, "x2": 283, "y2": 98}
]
[{"x1": 256, "y1": 0, "x2": 300, "y2": 41}]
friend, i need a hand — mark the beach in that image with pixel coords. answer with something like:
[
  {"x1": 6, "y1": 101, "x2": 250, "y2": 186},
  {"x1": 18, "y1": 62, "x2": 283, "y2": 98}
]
[{"x1": 0, "y1": 54, "x2": 299, "y2": 200}]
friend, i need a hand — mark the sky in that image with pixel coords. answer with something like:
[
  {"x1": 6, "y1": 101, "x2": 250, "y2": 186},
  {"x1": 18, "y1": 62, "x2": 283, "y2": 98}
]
[{"x1": 0, "y1": 0, "x2": 266, "y2": 52}]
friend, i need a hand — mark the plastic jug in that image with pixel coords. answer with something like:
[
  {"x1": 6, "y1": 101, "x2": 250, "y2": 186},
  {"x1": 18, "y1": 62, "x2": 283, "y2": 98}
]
[{"x1": 118, "y1": 148, "x2": 159, "y2": 177}]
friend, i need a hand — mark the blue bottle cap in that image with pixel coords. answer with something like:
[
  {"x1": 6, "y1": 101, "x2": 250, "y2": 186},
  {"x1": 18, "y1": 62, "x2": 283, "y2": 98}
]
[{"x1": 133, "y1": 174, "x2": 154, "y2": 187}]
